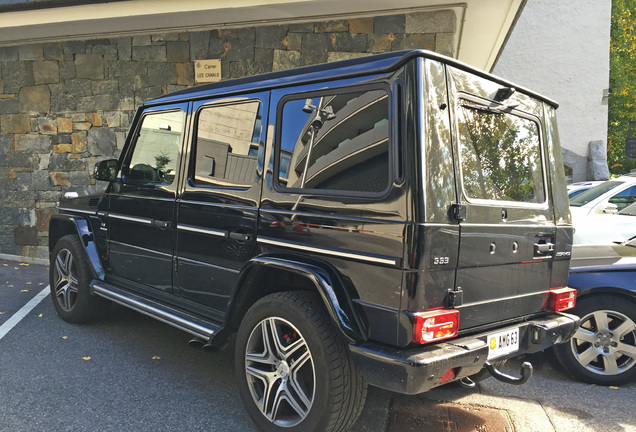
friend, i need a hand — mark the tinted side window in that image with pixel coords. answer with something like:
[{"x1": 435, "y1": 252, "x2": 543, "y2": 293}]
[
  {"x1": 457, "y1": 102, "x2": 545, "y2": 204},
  {"x1": 126, "y1": 110, "x2": 183, "y2": 184},
  {"x1": 609, "y1": 185, "x2": 636, "y2": 211},
  {"x1": 278, "y1": 88, "x2": 390, "y2": 194},
  {"x1": 193, "y1": 100, "x2": 263, "y2": 187}
]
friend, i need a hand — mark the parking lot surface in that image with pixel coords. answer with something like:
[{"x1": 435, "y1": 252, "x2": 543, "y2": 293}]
[{"x1": 1, "y1": 258, "x2": 634, "y2": 432}]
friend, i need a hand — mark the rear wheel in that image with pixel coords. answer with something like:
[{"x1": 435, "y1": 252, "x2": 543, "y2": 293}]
[
  {"x1": 50, "y1": 235, "x2": 110, "y2": 323},
  {"x1": 235, "y1": 291, "x2": 367, "y2": 432},
  {"x1": 554, "y1": 295, "x2": 636, "y2": 386}
]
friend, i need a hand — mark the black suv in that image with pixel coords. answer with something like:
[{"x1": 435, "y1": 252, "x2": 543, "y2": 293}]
[{"x1": 49, "y1": 50, "x2": 579, "y2": 432}]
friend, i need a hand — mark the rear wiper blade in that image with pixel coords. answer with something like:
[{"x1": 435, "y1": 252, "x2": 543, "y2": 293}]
[{"x1": 462, "y1": 103, "x2": 518, "y2": 114}]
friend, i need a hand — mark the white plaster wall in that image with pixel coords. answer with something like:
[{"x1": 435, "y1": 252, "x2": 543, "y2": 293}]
[{"x1": 493, "y1": 0, "x2": 611, "y2": 179}]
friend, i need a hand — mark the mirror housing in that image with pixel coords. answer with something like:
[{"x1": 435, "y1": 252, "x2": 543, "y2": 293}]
[
  {"x1": 94, "y1": 159, "x2": 118, "y2": 181},
  {"x1": 598, "y1": 202, "x2": 618, "y2": 214}
]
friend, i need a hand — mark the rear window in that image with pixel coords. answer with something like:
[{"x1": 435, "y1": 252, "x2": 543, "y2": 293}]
[
  {"x1": 569, "y1": 181, "x2": 622, "y2": 207},
  {"x1": 457, "y1": 102, "x2": 545, "y2": 204}
]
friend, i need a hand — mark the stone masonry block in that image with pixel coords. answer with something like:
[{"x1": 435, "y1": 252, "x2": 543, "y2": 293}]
[
  {"x1": 19, "y1": 85, "x2": 51, "y2": 113},
  {"x1": 88, "y1": 127, "x2": 116, "y2": 156},
  {"x1": 349, "y1": 18, "x2": 374, "y2": 35},
  {"x1": 375, "y1": 15, "x2": 405, "y2": 34},
  {"x1": 1, "y1": 114, "x2": 30, "y2": 134},
  {"x1": 315, "y1": 20, "x2": 349, "y2": 33},
  {"x1": 0, "y1": 98, "x2": 18, "y2": 115},
  {"x1": 254, "y1": 26, "x2": 288, "y2": 50},
  {"x1": 15, "y1": 134, "x2": 51, "y2": 153},
  {"x1": 75, "y1": 54, "x2": 104, "y2": 79},
  {"x1": 33, "y1": 61, "x2": 60, "y2": 85},
  {"x1": 18, "y1": 44, "x2": 44, "y2": 61},
  {"x1": 2, "y1": 62, "x2": 34, "y2": 94},
  {"x1": 42, "y1": 43, "x2": 64, "y2": 61},
  {"x1": 167, "y1": 41, "x2": 190, "y2": 63},
  {"x1": 56, "y1": 118, "x2": 73, "y2": 133},
  {"x1": 405, "y1": 10, "x2": 456, "y2": 34},
  {"x1": 14, "y1": 226, "x2": 38, "y2": 246},
  {"x1": 37, "y1": 117, "x2": 57, "y2": 134},
  {"x1": 0, "y1": 46, "x2": 18, "y2": 61},
  {"x1": 273, "y1": 50, "x2": 301, "y2": 72},
  {"x1": 132, "y1": 45, "x2": 167, "y2": 63}
]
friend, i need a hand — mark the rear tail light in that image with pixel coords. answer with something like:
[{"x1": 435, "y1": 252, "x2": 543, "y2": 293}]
[
  {"x1": 413, "y1": 309, "x2": 459, "y2": 344},
  {"x1": 548, "y1": 287, "x2": 577, "y2": 312}
]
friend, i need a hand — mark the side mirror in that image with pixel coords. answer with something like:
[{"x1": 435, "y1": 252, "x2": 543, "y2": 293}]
[
  {"x1": 94, "y1": 159, "x2": 118, "y2": 181},
  {"x1": 598, "y1": 202, "x2": 618, "y2": 214}
]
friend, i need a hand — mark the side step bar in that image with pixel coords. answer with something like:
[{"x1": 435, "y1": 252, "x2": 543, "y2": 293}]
[{"x1": 91, "y1": 281, "x2": 222, "y2": 341}]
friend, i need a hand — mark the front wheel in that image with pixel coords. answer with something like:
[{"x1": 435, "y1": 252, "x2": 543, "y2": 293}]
[
  {"x1": 235, "y1": 291, "x2": 367, "y2": 432},
  {"x1": 50, "y1": 235, "x2": 110, "y2": 323},
  {"x1": 553, "y1": 295, "x2": 636, "y2": 386}
]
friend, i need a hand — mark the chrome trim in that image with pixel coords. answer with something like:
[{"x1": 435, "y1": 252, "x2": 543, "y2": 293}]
[
  {"x1": 116, "y1": 194, "x2": 175, "y2": 203},
  {"x1": 258, "y1": 237, "x2": 400, "y2": 267},
  {"x1": 177, "y1": 224, "x2": 226, "y2": 238},
  {"x1": 460, "y1": 290, "x2": 548, "y2": 308},
  {"x1": 179, "y1": 199, "x2": 255, "y2": 210},
  {"x1": 177, "y1": 256, "x2": 240, "y2": 274},
  {"x1": 109, "y1": 240, "x2": 172, "y2": 257},
  {"x1": 109, "y1": 213, "x2": 153, "y2": 225},
  {"x1": 92, "y1": 284, "x2": 215, "y2": 340},
  {"x1": 57, "y1": 207, "x2": 97, "y2": 216},
  {"x1": 460, "y1": 223, "x2": 556, "y2": 228}
]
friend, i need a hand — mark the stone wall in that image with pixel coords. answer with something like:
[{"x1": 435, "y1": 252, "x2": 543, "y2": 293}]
[{"x1": 0, "y1": 10, "x2": 456, "y2": 261}]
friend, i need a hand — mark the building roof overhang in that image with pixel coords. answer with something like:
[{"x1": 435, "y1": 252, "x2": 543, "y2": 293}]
[{"x1": 0, "y1": 0, "x2": 525, "y2": 71}]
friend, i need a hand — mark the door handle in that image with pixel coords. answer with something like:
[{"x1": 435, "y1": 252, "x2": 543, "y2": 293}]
[
  {"x1": 152, "y1": 219, "x2": 171, "y2": 229},
  {"x1": 534, "y1": 242, "x2": 554, "y2": 254},
  {"x1": 228, "y1": 231, "x2": 252, "y2": 242}
]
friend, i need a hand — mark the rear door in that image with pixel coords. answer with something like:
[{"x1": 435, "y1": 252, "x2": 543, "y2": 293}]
[
  {"x1": 174, "y1": 92, "x2": 268, "y2": 310},
  {"x1": 447, "y1": 67, "x2": 555, "y2": 330}
]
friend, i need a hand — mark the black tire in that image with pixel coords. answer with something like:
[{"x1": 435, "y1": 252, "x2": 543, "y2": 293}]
[
  {"x1": 49, "y1": 235, "x2": 110, "y2": 323},
  {"x1": 235, "y1": 291, "x2": 367, "y2": 432},
  {"x1": 553, "y1": 295, "x2": 636, "y2": 386}
]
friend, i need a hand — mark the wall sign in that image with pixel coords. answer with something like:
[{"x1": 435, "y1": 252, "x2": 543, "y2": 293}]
[
  {"x1": 627, "y1": 137, "x2": 636, "y2": 159},
  {"x1": 195, "y1": 59, "x2": 222, "y2": 84}
]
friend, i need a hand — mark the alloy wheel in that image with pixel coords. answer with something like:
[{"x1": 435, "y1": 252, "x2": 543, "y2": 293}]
[
  {"x1": 244, "y1": 317, "x2": 315, "y2": 427},
  {"x1": 53, "y1": 248, "x2": 79, "y2": 312}
]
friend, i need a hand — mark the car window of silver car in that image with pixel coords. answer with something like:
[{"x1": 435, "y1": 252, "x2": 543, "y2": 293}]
[{"x1": 569, "y1": 180, "x2": 621, "y2": 206}]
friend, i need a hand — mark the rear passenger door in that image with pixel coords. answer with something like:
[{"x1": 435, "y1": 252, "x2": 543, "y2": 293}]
[
  {"x1": 447, "y1": 67, "x2": 555, "y2": 330},
  {"x1": 175, "y1": 92, "x2": 268, "y2": 310}
]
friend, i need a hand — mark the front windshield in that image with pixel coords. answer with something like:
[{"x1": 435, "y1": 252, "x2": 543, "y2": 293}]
[{"x1": 569, "y1": 180, "x2": 622, "y2": 207}]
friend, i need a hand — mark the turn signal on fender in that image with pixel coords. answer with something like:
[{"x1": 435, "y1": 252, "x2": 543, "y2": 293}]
[{"x1": 413, "y1": 309, "x2": 460, "y2": 344}]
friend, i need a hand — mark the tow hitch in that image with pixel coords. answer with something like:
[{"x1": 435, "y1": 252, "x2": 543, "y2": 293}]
[{"x1": 485, "y1": 361, "x2": 533, "y2": 385}]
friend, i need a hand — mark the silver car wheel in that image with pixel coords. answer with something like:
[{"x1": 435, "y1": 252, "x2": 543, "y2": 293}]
[
  {"x1": 244, "y1": 316, "x2": 315, "y2": 427},
  {"x1": 571, "y1": 309, "x2": 636, "y2": 376},
  {"x1": 53, "y1": 248, "x2": 79, "y2": 312}
]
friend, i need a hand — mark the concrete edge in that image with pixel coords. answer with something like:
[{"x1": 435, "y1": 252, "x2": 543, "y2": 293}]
[{"x1": 0, "y1": 253, "x2": 48, "y2": 266}]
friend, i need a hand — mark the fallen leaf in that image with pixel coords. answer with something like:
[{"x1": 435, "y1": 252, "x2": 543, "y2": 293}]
[
  {"x1": 26, "y1": 282, "x2": 32, "y2": 285},
  {"x1": 61, "y1": 336, "x2": 68, "y2": 340},
  {"x1": 39, "y1": 283, "x2": 45, "y2": 286},
  {"x1": 19, "y1": 263, "x2": 29, "y2": 266},
  {"x1": 609, "y1": 386, "x2": 619, "y2": 390},
  {"x1": 2, "y1": 264, "x2": 7, "y2": 267},
  {"x1": 0, "y1": 312, "x2": 4, "y2": 315},
  {"x1": 21, "y1": 289, "x2": 28, "y2": 292},
  {"x1": 38, "y1": 314, "x2": 42, "y2": 318},
  {"x1": 82, "y1": 356, "x2": 91, "y2": 361},
  {"x1": 13, "y1": 267, "x2": 18, "y2": 270},
  {"x1": 152, "y1": 356, "x2": 161, "y2": 360}
]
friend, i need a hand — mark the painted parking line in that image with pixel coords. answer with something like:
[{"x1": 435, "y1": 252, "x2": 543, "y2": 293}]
[{"x1": 0, "y1": 285, "x2": 50, "y2": 341}]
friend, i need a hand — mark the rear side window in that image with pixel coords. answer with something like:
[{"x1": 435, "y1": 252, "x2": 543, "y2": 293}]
[
  {"x1": 277, "y1": 88, "x2": 390, "y2": 195},
  {"x1": 457, "y1": 102, "x2": 545, "y2": 204},
  {"x1": 193, "y1": 100, "x2": 263, "y2": 187}
]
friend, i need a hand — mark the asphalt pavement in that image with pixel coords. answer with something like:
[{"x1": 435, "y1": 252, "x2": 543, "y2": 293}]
[{"x1": 0, "y1": 257, "x2": 634, "y2": 432}]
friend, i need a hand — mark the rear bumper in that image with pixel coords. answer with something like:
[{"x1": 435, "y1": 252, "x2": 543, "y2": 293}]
[{"x1": 348, "y1": 312, "x2": 579, "y2": 394}]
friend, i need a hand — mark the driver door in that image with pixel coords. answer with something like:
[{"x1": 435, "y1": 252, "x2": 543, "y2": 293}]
[{"x1": 105, "y1": 103, "x2": 188, "y2": 294}]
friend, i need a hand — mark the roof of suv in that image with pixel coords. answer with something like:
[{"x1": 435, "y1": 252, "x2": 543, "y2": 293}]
[{"x1": 146, "y1": 49, "x2": 559, "y2": 108}]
